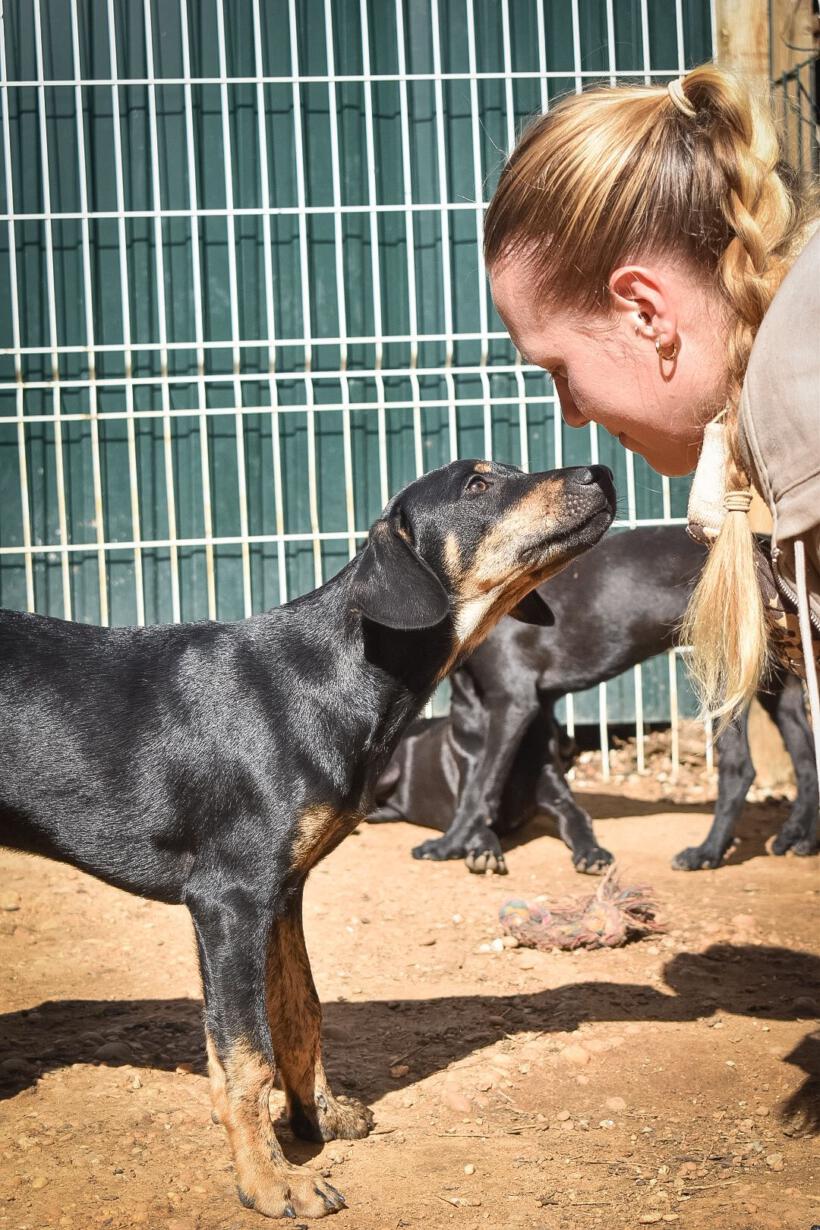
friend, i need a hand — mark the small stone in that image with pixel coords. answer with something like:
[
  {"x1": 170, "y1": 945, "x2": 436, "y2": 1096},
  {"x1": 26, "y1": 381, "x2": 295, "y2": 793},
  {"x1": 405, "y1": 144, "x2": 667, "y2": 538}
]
[
  {"x1": 419, "y1": 938, "x2": 436, "y2": 947},
  {"x1": 599, "y1": 1119, "x2": 615, "y2": 1129},
  {"x1": 476, "y1": 943, "x2": 492, "y2": 955},
  {"x1": 489, "y1": 938, "x2": 505, "y2": 953},
  {"x1": 390, "y1": 1064, "x2": 410, "y2": 1079},
  {"x1": 443, "y1": 1088, "x2": 472, "y2": 1114},
  {"x1": 556, "y1": 1109, "x2": 571, "y2": 1122},
  {"x1": 792, "y1": 996, "x2": 819, "y2": 1017},
  {"x1": 518, "y1": 955, "x2": 536, "y2": 970},
  {"x1": 0, "y1": 892, "x2": 20, "y2": 911},
  {"x1": 560, "y1": 1045, "x2": 590, "y2": 1067},
  {"x1": 474, "y1": 1077, "x2": 493, "y2": 1092},
  {"x1": 30, "y1": 1174, "x2": 47, "y2": 1190},
  {"x1": 464, "y1": 1163, "x2": 476, "y2": 1175},
  {"x1": 638, "y1": 1215, "x2": 663, "y2": 1225},
  {"x1": 501, "y1": 935, "x2": 519, "y2": 949},
  {"x1": 754, "y1": 1104, "x2": 769, "y2": 1117},
  {"x1": 94, "y1": 1042, "x2": 134, "y2": 1063},
  {"x1": 605, "y1": 1096, "x2": 627, "y2": 1112},
  {"x1": 765, "y1": 1153, "x2": 784, "y2": 1171}
]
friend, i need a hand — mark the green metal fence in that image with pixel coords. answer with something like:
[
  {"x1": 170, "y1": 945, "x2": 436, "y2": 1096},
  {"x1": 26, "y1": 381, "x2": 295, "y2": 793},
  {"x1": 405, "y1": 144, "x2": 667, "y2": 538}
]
[{"x1": 0, "y1": 0, "x2": 715, "y2": 743}]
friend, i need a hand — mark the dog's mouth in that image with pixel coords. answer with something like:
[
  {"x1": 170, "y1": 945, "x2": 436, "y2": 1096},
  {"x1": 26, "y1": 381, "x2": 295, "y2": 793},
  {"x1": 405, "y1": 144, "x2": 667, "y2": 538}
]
[{"x1": 520, "y1": 499, "x2": 614, "y2": 570}]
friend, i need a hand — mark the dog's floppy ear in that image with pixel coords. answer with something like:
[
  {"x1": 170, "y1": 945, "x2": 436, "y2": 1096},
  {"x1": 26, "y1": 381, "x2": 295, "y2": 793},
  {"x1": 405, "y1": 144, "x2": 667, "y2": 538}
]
[
  {"x1": 509, "y1": 588, "x2": 554, "y2": 626},
  {"x1": 351, "y1": 515, "x2": 450, "y2": 630}
]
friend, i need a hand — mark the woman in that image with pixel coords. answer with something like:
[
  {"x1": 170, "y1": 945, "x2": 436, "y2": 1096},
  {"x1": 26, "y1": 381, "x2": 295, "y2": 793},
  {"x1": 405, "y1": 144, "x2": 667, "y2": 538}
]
[{"x1": 483, "y1": 63, "x2": 820, "y2": 792}]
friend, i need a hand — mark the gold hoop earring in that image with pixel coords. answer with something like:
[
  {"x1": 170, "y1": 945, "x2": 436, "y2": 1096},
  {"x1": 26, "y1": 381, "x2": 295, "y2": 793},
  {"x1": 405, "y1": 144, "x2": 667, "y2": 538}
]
[{"x1": 655, "y1": 337, "x2": 678, "y2": 362}]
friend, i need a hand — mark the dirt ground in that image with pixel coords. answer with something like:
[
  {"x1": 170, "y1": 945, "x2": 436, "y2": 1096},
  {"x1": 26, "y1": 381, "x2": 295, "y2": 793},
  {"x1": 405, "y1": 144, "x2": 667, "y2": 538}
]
[{"x1": 1, "y1": 744, "x2": 818, "y2": 1230}]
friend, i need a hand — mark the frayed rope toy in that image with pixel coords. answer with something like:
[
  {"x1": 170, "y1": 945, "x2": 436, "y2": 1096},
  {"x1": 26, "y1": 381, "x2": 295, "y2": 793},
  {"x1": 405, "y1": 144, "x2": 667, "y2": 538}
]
[{"x1": 499, "y1": 868, "x2": 665, "y2": 952}]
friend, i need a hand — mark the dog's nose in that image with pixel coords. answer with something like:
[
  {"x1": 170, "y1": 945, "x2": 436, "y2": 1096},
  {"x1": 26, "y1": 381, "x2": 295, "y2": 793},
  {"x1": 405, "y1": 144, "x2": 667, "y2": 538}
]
[{"x1": 582, "y1": 464, "x2": 616, "y2": 510}]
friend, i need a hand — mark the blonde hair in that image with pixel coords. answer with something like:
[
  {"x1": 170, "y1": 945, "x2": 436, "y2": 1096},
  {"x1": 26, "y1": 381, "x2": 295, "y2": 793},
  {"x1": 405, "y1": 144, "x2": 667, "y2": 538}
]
[{"x1": 485, "y1": 63, "x2": 814, "y2": 721}]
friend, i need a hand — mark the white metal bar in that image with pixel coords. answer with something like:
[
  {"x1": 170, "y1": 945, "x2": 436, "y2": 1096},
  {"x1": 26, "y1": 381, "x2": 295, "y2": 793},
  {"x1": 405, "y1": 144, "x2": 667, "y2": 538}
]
[
  {"x1": 668, "y1": 650, "x2": 680, "y2": 779},
  {"x1": 640, "y1": 0, "x2": 652, "y2": 85},
  {"x1": 33, "y1": 0, "x2": 72, "y2": 617},
  {"x1": 598, "y1": 682, "x2": 610, "y2": 780},
  {"x1": 536, "y1": 0, "x2": 549, "y2": 110},
  {"x1": 3, "y1": 329, "x2": 524, "y2": 354},
  {"x1": 359, "y1": 0, "x2": 389, "y2": 507},
  {"x1": 287, "y1": 0, "x2": 322, "y2": 587},
  {"x1": 216, "y1": 0, "x2": 252, "y2": 616},
  {"x1": 606, "y1": 0, "x2": 617, "y2": 85},
  {"x1": 323, "y1": 0, "x2": 357, "y2": 559},
  {"x1": 634, "y1": 662, "x2": 645, "y2": 773},
  {"x1": 571, "y1": 0, "x2": 583, "y2": 93},
  {"x1": 70, "y1": 0, "x2": 108, "y2": 625},
  {"x1": 674, "y1": 0, "x2": 686, "y2": 74},
  {"x1": 252, "y1": 0, "x2": 287, "y2": 603},
  {"x1": 429, "y1": 0, "x2": 457, "y2": 462},
  {"x1": 500, "y1": 0, "x2": 529, "y2": 470},
  {"x1": 0, "y1": 9, "x2": 34, "y2": 611},
  {"x1": 143, "y1": 0, "x2": 181, "y2": 622},
  {"x1": 179, "y1": 0, "x2": 216, "y2": 619},
  {"x1": 466, "y1": 0, "x2": 492, "y2": 460},
  {"x1": 2, "y1": 69, "x2": 685, "y2": 88},
  {"x1": 396, "y1": 0, "x2": 424, "y2": 478},
  {"x1": 107, "y1": 0, "x2": 145, "y2": 624}
]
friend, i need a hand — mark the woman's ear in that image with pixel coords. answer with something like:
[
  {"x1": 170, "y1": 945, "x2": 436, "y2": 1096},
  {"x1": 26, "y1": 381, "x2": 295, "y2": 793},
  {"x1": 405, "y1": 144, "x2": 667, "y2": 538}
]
[{"x1": 609, "y1": 265, "x2": 678, "y2": 351}]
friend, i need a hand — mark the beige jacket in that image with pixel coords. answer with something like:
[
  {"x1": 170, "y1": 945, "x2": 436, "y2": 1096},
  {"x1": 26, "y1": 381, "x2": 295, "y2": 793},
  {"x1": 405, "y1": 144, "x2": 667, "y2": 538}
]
[{"x1": 738, "y1": 226, "x2": 820, "y2": 778}]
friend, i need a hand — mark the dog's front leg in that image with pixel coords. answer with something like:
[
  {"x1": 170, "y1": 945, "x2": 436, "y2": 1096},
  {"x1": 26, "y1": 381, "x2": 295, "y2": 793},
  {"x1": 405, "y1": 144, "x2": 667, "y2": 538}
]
[
  {"x1": 267, "y1": 883, "x2": 374, "y2": 1144},
  {"x1": 189, "y1": 889, "x2": 346, "y2": 1219}
]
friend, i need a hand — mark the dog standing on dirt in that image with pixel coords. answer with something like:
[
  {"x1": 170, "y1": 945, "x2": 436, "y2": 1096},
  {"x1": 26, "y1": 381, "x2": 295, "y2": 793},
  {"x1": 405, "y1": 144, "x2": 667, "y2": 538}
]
[
  {"x1": 0, "y1": 459, "x2": 615, "y2": 1219},
  {"x1": 372, "y1": 527, "x2": 818, "y2": 875}
]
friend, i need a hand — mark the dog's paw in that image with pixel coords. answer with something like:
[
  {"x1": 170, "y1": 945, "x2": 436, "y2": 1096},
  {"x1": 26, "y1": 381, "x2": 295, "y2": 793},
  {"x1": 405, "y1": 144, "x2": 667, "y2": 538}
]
[
  {"x1": 316, "y1": 1093, "x2": 374, "y2": 1142},
  {"x1": 412, "y1": 835, "x2": 464, "y2": 861},
  {"x1": 572, "y1": 845, "x2": 614, "y2": 875},
  {"x1": 771, "y1": 824, "x2": 818, "y2": 857},
  {"x1": 237, "y1": 1167, "x2": 346, "y2": 1218},
  {"x1": 671, "y1": 845, "x2": 725, "y2": 871},
  {"x1": 465, "y1": 831, "x2": 507, "y2": 875}
]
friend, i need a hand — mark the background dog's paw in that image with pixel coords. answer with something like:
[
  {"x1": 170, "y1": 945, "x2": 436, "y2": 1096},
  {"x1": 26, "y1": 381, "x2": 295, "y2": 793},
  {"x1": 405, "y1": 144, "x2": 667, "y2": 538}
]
[
  {"x1": 572, "y1": 845, "x2": 614, "y2": 875},
  {"x1": 671, "y1": 845, "x2": 724, "y2": 871},
  {"x1": 412, "y1": 835, "x2": 464, "y2": 861},
  {"x1": 771, "y1": 825, "x2": 818, "y2": 857},
  {"x1": 464, "y1": 831, "x2": 507, "y2": 875},
  {"x1": 317, "y1": 1094, "x2": 374, "y2": 1141}
]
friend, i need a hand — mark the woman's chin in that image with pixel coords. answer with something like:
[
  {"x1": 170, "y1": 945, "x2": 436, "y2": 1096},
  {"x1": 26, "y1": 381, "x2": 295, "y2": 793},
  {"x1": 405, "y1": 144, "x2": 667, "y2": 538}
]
[{"x1": 618, "y1": 433, "x2": 697, "y2": 478}]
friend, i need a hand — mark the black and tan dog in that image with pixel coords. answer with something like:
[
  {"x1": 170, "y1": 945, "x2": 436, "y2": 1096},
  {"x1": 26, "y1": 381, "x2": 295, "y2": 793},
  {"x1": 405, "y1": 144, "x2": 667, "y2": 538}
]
[
  {"x1": 372, "y1": 526, "x2": 818, "y2": 876},
  {"x1": 0, "y1": 458, "x2": 614, "y2": 1219}
]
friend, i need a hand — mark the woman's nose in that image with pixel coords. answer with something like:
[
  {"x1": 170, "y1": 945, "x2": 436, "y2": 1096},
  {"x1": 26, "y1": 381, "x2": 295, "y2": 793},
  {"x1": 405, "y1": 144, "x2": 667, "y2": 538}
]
[{"x1": 554, "y1": 378, "x2": 588, "y2": 429}]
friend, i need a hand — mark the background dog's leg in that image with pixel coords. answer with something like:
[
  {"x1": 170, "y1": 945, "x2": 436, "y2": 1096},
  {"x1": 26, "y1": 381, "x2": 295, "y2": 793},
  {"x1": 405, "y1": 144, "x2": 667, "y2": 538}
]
[
  {"x1": 532, "y1": 713, "x2": 614, "y2": 874},
  {"x1": 672, "y1": 713, "x2": 756, "y2": 871},
  {"x1": 413, "y1": 702, "x2": 538, "y2": 874},
  {"x1": 267, "y1": 884, "x2": 374, "y2": 1144},
  {"x1": 760, "y1": 673, "x2": 819, "y2": 856},
  {"x1": 190, "y1": 892, "x2": 346, "y2": 1219}
]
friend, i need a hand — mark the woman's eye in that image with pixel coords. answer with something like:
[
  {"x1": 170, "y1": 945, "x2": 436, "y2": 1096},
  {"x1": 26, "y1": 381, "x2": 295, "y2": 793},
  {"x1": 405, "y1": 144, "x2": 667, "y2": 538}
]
[{"x1": 466, "y1": 475, "x2": 489, "y2": 494}]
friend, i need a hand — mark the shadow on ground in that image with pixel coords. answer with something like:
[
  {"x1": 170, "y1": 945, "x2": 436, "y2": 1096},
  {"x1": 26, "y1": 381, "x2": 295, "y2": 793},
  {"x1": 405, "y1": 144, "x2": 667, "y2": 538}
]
[{"x1": 1, "y1": 944, "x2": 817, "y2": 1134}]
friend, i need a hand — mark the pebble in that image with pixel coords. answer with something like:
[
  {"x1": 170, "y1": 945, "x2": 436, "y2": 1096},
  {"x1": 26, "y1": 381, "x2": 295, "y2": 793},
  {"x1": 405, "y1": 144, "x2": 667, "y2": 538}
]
[
  {"x1": 793, "y1": 996, "x2": 819, "y2": 1017},
  {"x1": 94, "y1": 1042, "x2": 134, "y2": 1063},
  {"x1": 605, "y1": 1096, "x2": 627, "y2": 1112},
  {"x1": 442, "y1": 1088, "x2": 472, "y2": 1114},
  {"x1": 518, "y1": 954, "x2": 536, "y2": 970},
  {"x1": 599, "y1": 1119, "x2": 615, "y2": 1129},
  {"x1": 0, "y1": 892, "x2": 21, "y2": 911},
  {"x1": 556, "y1": 1110, "x2": 571, "y2": 1122},
  {"x1": 390, "y1": 1064, "x2": 410, "y2": 1079},
  {"x1": 30, "y1": 1175, "x2": 47, "y2": 1190},
  {"x1": 489, "y1": 938, "x2": 505, "y2": 953},
  {"x1": 464, "y1": 1163, "x2": 475, "y2": 1175},
  {"x1": 765, "y1": 1153, "x2": 784, "y2": 1171},
  {"x1": 559, "y1": 1044, "x2": 590, "y2": 1067}
]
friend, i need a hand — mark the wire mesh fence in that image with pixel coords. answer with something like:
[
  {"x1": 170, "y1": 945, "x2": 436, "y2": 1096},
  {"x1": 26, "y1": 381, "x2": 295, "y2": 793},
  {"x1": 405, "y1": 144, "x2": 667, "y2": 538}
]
[{"x1": 0, "y1": 0, "x2": 717, "y2": 770}]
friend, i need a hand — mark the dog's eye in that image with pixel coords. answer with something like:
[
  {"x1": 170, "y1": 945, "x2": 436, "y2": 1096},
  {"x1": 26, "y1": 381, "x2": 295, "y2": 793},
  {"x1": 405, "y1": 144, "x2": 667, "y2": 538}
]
[{"x1": 465, "y1": 475, "x2": 489, "y2": 494}]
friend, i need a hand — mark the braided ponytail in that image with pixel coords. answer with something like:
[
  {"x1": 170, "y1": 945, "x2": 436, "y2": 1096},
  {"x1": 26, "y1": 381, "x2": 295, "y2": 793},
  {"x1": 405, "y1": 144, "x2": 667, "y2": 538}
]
[{"x1": 484, "y1": 63, "x2": 815, "y2": 722}]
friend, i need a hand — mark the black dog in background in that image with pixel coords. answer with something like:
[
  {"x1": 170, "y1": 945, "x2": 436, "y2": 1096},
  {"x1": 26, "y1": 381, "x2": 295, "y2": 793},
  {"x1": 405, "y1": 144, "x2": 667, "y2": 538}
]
[
  {"x1": 372, "y1": 527, "x2": 818, "y2": 875},
  {"x1": 0, "y1": 459, "x2": 614, "y2": 1220}
]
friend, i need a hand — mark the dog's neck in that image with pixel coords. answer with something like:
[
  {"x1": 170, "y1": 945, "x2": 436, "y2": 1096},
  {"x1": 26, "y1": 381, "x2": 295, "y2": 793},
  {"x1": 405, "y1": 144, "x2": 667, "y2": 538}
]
[{"x1": 271, "y1": 564, "x2": 455, "y2": 805}]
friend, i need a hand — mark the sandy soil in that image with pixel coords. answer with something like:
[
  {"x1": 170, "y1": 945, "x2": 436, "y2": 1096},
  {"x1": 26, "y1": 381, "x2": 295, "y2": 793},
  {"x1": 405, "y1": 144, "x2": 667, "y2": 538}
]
[{"x1": 1, "y1": 768, "x2": 818, "y2": 1230}]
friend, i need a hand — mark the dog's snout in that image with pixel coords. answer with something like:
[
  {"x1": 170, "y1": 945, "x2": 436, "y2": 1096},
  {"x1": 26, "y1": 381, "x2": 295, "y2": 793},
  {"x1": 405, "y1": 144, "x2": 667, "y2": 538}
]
[{"x1": 568, "y1": 464, "x2": 616, "y2": 510}]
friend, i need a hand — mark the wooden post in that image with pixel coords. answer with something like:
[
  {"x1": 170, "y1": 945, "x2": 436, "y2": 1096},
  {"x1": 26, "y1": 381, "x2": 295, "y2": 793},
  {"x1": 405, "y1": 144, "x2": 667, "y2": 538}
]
[
  {"x1": 714, "y1": 0, "x2": 770, "y2": 90},
  {"x1": 712, "y1": 2, "x2": 801, "y2": 793}
]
